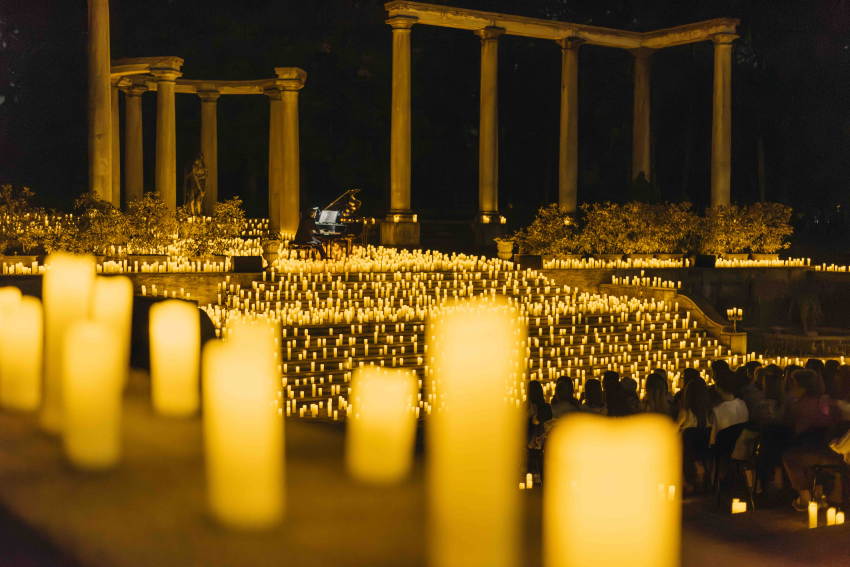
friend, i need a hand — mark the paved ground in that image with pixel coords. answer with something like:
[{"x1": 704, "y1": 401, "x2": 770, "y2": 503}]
[{"x1": 1, "y1": 375, "x2": 849, "y2": 566}]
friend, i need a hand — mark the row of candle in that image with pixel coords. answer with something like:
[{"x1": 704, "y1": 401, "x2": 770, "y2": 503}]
[
  {"x1": 809, "y1": 502, "x2": 846, "y2": 528},
  {"x1": 544, "y1": 257, "x2": 688, "y2": 269},
  {"x1": 610, "y1": 274, "x2": 682, "y2": 289},
  {"x1": 715, "y1": 257, "x2": 811, "y2": 268}
]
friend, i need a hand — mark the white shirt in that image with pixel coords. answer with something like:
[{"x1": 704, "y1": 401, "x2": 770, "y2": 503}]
[{"x1": 710, "y1": 398, "x2": 749, "y2": 445}]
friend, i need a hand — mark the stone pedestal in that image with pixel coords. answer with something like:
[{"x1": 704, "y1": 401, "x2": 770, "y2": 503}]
[
  {"x1": 380, "y1": 216, "x2": 420, "y2": 247},
  {"x1": 720, "y1": 330, "x2": 747, "y2": 354}
]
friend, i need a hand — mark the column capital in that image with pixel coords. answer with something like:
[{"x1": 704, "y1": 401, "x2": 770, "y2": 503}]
[
  {"x1": 273, "y1": 67, "x2": 307, "y2": 91},
  {"x1": 198, "y1": 89, "x2": 221, "y2": 102},
  {"x1": 629, "y1": 47, "x2": 655, "y2": 59},
  {"x1": 386, "y1": 15, "x2": 417, "y2": 30},
  {"x1": 122, "y1": 83, "x2": 148, "y2": 97},
  {"x1": 557, "y1": 36, "x2": 585, "y2": 50},
  {"x1": 150, "y1": 56, "x2": 184, "y2": 82},
  {"x1": 711, "y1": 33, "x2": 739, "y2": 45},
  {"x1": 475, "y1": 26, "x2": 505, "y2": 41},
  {"x1": 264, "y1": 87, "x2": 284, "y2": 101}
]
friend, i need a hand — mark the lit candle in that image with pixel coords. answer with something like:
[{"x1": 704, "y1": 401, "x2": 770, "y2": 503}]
[
  {"x1": 836, "y1": 511, "x2": 845, "y2": 525},
  {"x1": 730, "y1": 498, "x2": 746, "y2": 514},
  {"x1": 346, "y1": 366, "x2": 417, "y2": 483},
  {"x1": 149, "y1": 300, "x2": 200, "y2": 416},
  {"x1": 203, "y1": 319, "x2": 283, "y2": 529},
  {"x1": 41, "y1": 253, "x2": 96, "y2": 433},
  {"x1": 63, "y1": 321, "x2": 122, "y2": 469},
  {"x1": 827, "y1": 506, "x2": 836, "y2": 526},
  {"x1": 91, "y1": 276, "x2": 133, "y2": 385},
  {"x1": 545, "y1": 414, "x2": 680, "y2": 567},
  {"x1": 0, "y1": 295, "x2": 42, "y2": 410},
  {"x1": 427, "y1": 298, "x2": 524, "y2": 567},
  {"x1": 809, "y1": 501, "x2": 818, "y2": 529}
]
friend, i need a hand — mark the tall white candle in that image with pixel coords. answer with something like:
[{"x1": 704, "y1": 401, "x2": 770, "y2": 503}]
[
  {"x1": 92, "y1": 276, "x2": 133, "y2": 385},
  {"x1": 149, "y1": 300, "x2": 200, "y2": 416},
  {"x1": 346, "y1": 366, "x2": 417, "y2": 483},
  {"x1": 427, "y1": 298, "x2": 525, "y2": 567},
  {"x1": 63, "y1": 321, "x2": 122, "y2": 469},
  {"x1": 203, "y1": 319, "x2": 283, "y2": 529},
  {"x1": 0, "y1": 296, "x2": 43, "y2": 411},
  {"x1": 545, "y1": 414, "x2": 680, "y2": 567},
  {"x1": 808, "y1": 501, "x2": 818, "y2": 529},
  {"x1": 41, "y1": 253, "x2": 95, "y2": 433}
]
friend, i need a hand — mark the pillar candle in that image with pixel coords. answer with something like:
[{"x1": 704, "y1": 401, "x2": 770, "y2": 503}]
[
  {"x1": 63, "y1": 321, "x2": 122, "y2": 469},
  {"x1": 836, "y1": 511, "x2": 845, "y2": 525},
  {"x1": 149, "y1": 300, "x2": 200, "y2": 416},
  {"x1": 808, "y1": 501, "x2": 818, "y2": 529},
  {"x1": 730, "y1": 498, "x2": 746, "y2": 514},
  {"x1": 827, "y1": 506, "x2": 836, "y2": 526},
  {"x1": 545, "y1": 413, "x2": 680, "y2": 567},
  {"x1": 0, "y1": 296, "x2": 43, "y2": 410},
  {"x1": 346, "y1": 366, "x2": 417, "y2": 483},
  {"x1": 427, "y1": 298, "x2": 525, "y2": 567},
  {"x1": 41, "y1": 253, "x2": 96, "y2": 433},
  {"x1": 92, "y1": 276, "x2": 133, "y2": 385},
  {"x1": 203, "y1": 319, "x2": 283, "y2": 529}
]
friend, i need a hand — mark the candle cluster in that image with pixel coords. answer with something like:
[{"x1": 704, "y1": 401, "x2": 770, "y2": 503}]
[
  {"x1": 198, "y1": 247, "x2": 742, "y2": 422},
  {"x1": 716, "y1": 257, "x2": 810, "y2": 268},
  {"x1": 611, "y1": 272, "x2": 682, "y2": 289},
  {"x1": 809, "y1": 502, "x2": 846, "y2": 528},
  {"x1": 544, "y1": 257, "x2": 687, "y2": 270}
]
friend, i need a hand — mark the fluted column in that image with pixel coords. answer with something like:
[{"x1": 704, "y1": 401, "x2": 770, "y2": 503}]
[
  {"x1": 275, "y1": 68, "x2": 307, "y2": 237},
  {"x1": 387, "y1": 15, "x2": 416, "y2": 216},
  {"x1": 631, "y1": 48, "x2": 653, "y2": 181},
  {"x1": 88, "y1": 0, "x2": 112, "y2": 203},
  {"x1": 558, "y1": 37, "x2": 583, "y2": 213},
  {"x1": 710, "y1": 33, "x2": 737, "y2": 208},
  {"x1": 266, "y1": 88, "x2": 285, "y2": 233},
  {"x1": 151, "y1": 58, "x2": 183, "y2": 211},
  {"x1": 123, "y1": 84, "x2": 146, "y2": 204},
  {"x1": 111, "y1": 84, "x2": 121, "y2": 207},
  {"x1": 198, "y1": 89, "x2": 220, "y2": 216},
  {"x1": 476, "y1": 26, "x2": 504, "y2": 223}
]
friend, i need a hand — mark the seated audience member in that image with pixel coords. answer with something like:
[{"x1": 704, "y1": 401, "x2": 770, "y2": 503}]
[
  {"x1": 738, "y1": 363, "x2": 765, "y2": 418},
  {"x1": 782, "y1": 369, "x2": 841, "y2": 510},
  {"x1": 619, "y1": 377, "x2": 641, "y2": 416},
  {"x1": 580, "y1": 379, "x2": 606, "y2": 415},
  {"x1": 753, "y1": 365, "x2": 786, "y2": 427},
  {"x1": 709, "y1": 371, "x2": 749, "y2": 446},
  {"x1": 753, "y1": 365, "x2": 791, "y2": 492},
  {"x1": 526, "y1": 380, "x2": 552, "y2": 480},
  {"x1": 642, "y1": 373, "x2": 674, "y2": 418},
  {"x1": 602, "y1": 371, "x2": 628, "y2": 417},
  {"x1": 823, "y1": 359, "x2": 841, "y2": 400},
  {"x1": 833, "y1": 365, "x2": 850, "y2": 420},
  {"x1": 678, "y1": 374, "x2": 712, "y2": 492},
  {"x1": 550, "y1": 376, "x2": 581, "y2": 418},
  {"x1": 674, "y1": 368, "x2": 701, "y2": 414}
]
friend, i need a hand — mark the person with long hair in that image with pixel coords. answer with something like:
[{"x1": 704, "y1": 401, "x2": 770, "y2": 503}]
[
  {"x1": 642, "y1": 372, "x2": 674, "y2": 418},
  {"x1": 678, "y1": 373, "x2": 712, "y2": 493},
  {"x1": 550, "y1": 376, "x2": 581, "y2": 418},
  {"x1": 581, "y1": 379, "x2": 606, "y2": 415},
  {"x1": 526, "y1": 380, "x2": 552, "y2": 481}
]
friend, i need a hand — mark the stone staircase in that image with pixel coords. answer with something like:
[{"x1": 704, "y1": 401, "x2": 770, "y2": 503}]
[{"x1": 201, "y1": 248, "x2": 734, "y2": 421}]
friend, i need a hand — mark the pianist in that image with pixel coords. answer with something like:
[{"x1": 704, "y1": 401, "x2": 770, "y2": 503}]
[{"x1": 291, "y1": 207, "x2": 328, "y2": 259}]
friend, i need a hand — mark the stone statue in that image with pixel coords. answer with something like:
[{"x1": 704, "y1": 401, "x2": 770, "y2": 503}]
[{"x1": 183, "y1": 153, "x2": 207, "y2": 216}]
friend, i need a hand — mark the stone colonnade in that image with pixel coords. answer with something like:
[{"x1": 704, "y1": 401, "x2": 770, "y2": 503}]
[
  {"x1": 107, "y1": 59, "x2": 306, "y2": 235},
  {"x1": 90, "y1": 1, "x2": 305, "y2": 235},
  {"x1": 382, "y1": 1, "x2": 740, "y2": 246}
]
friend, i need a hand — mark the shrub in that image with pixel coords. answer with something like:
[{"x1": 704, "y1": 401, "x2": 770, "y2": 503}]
[
  {"x1": 699, "y1": 205, "x2": 752, "y2": 255},
  {"x1": 126, "y1": 193, "x2": 176, "y2": 254},
  {"x1": 64, "y1": 192, "x2": 128, "y2": 255},
  {"x1": 746, "y1": 202, "x2": 793, "y2": 253},
  {"x1": 512, "y1": 204, "x2": 578, "y2": 256},
  {"x1": 576, "y1": 202, "x2": 662, "y2": 254}
]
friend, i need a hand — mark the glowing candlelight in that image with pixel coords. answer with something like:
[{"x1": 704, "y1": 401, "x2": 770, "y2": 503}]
[
  {"x1": 346, "y1": 366, "x2": 417, "y2": 483},
  {"x1": 427, "y1": 298, "x2": 524, "y2": 567},
  {"x1": 827, "y1": 506, "x2": 836, "y2": 526},
  {"x1": 545, "y1": 414, "x2": 680, "y2": 567},
  {"x1": 149, "y1": 300, "x2": 200, "y2": 416},
  {"x1": 62, "y1": 321, "x2": 122, "y2": 469},
  {"x1": 41, "y1": 253, "x2": 96, "y2": 433},
  {"x1": 203, "y1": 319, "x2": 283, "y2": 529},
  {"x1": 0, "y1": 296, "x2": 42, "y2": 410},
  {"x1": 809, "y1": 501, "x2": 818, "y2": 529},
  {"x1": 730, "y1": 498, "x2": 746, "y2": 514},
  {"x1": 91, "y1": 276, "x2": 133, "y2": 385}
]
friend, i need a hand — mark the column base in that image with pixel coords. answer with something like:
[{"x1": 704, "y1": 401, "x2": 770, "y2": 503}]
[
  {"x1": 473, "y1": 214, "x2": 508, "y2": 254},
  {"x1": 380, "y1": 213, "x2": 420, "y2": 247},
  {"x1": 720, "y1": 330, "x2": 748, "y2": 355}
]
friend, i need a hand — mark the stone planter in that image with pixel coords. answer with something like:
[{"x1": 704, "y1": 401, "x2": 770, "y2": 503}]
[
  {"x1": 495, "y1": 240, "x2": 514, "y2": 261},
  {"x1": 692, "y1": 254, "x2": 717, "y2": 268},
  {"x1": 750, "y1": 253, "x2": 780, "y2": 261},
  {"x1": 231, "y1": 256, "x2": 263, "y2": 273}
]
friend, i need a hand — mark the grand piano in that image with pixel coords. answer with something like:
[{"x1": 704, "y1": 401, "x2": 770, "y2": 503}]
[{"x1": 313, "y1": 188, "x2": 364, "y2": 254}]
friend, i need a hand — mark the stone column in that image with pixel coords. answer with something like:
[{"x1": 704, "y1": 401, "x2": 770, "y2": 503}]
[
  {"x1": 631, "y1": 48, "x2": 653, "y2": 181},
  {"x1": 88, "y1": 0, "x2": 112, "y2": 203},
  {"x1": 123, "y1": 84, "x2": 146, "y2": 204},
  {"x1": 382, "y1": 15, "x2": 420, "y2": 246},
  {"x1": 111, "y1": 84, "x2": 121, "y2": 207},
  {"x1": 266, "y1": 88, "x2": 285, "y2": 233},
  {"x1": 476, "y1": 26, "x2": 504, "y2": 224},
  {"x1": 710, "y1": 33, "x2": 737, "y2": 208},
  {"x1": 198, "y1": 89, "x2": 220, "y2": 216},
  {"x1": 151, "y1": 58, "x2": 183, "y2": 211},
  {"x1": 275, "y1": 68, "x2": 307, "y2": 237},
  {"x1": 558, "y1": 37, "x2": 583, "y2": 213}
]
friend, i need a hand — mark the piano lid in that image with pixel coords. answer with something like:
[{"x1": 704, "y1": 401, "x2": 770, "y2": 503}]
[{"x1": 320, "y1": 188, "x2": 362, "y2": 222}]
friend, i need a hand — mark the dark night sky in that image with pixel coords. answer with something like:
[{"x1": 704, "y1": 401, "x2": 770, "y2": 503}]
[{"x1": 1, "y1": 0, "x2": 849, "y2": 227}]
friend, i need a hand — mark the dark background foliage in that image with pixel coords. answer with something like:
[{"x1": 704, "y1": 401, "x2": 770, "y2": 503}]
[{"x1": 1, "y1": 0, "x2": 849, "y2": 228}]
